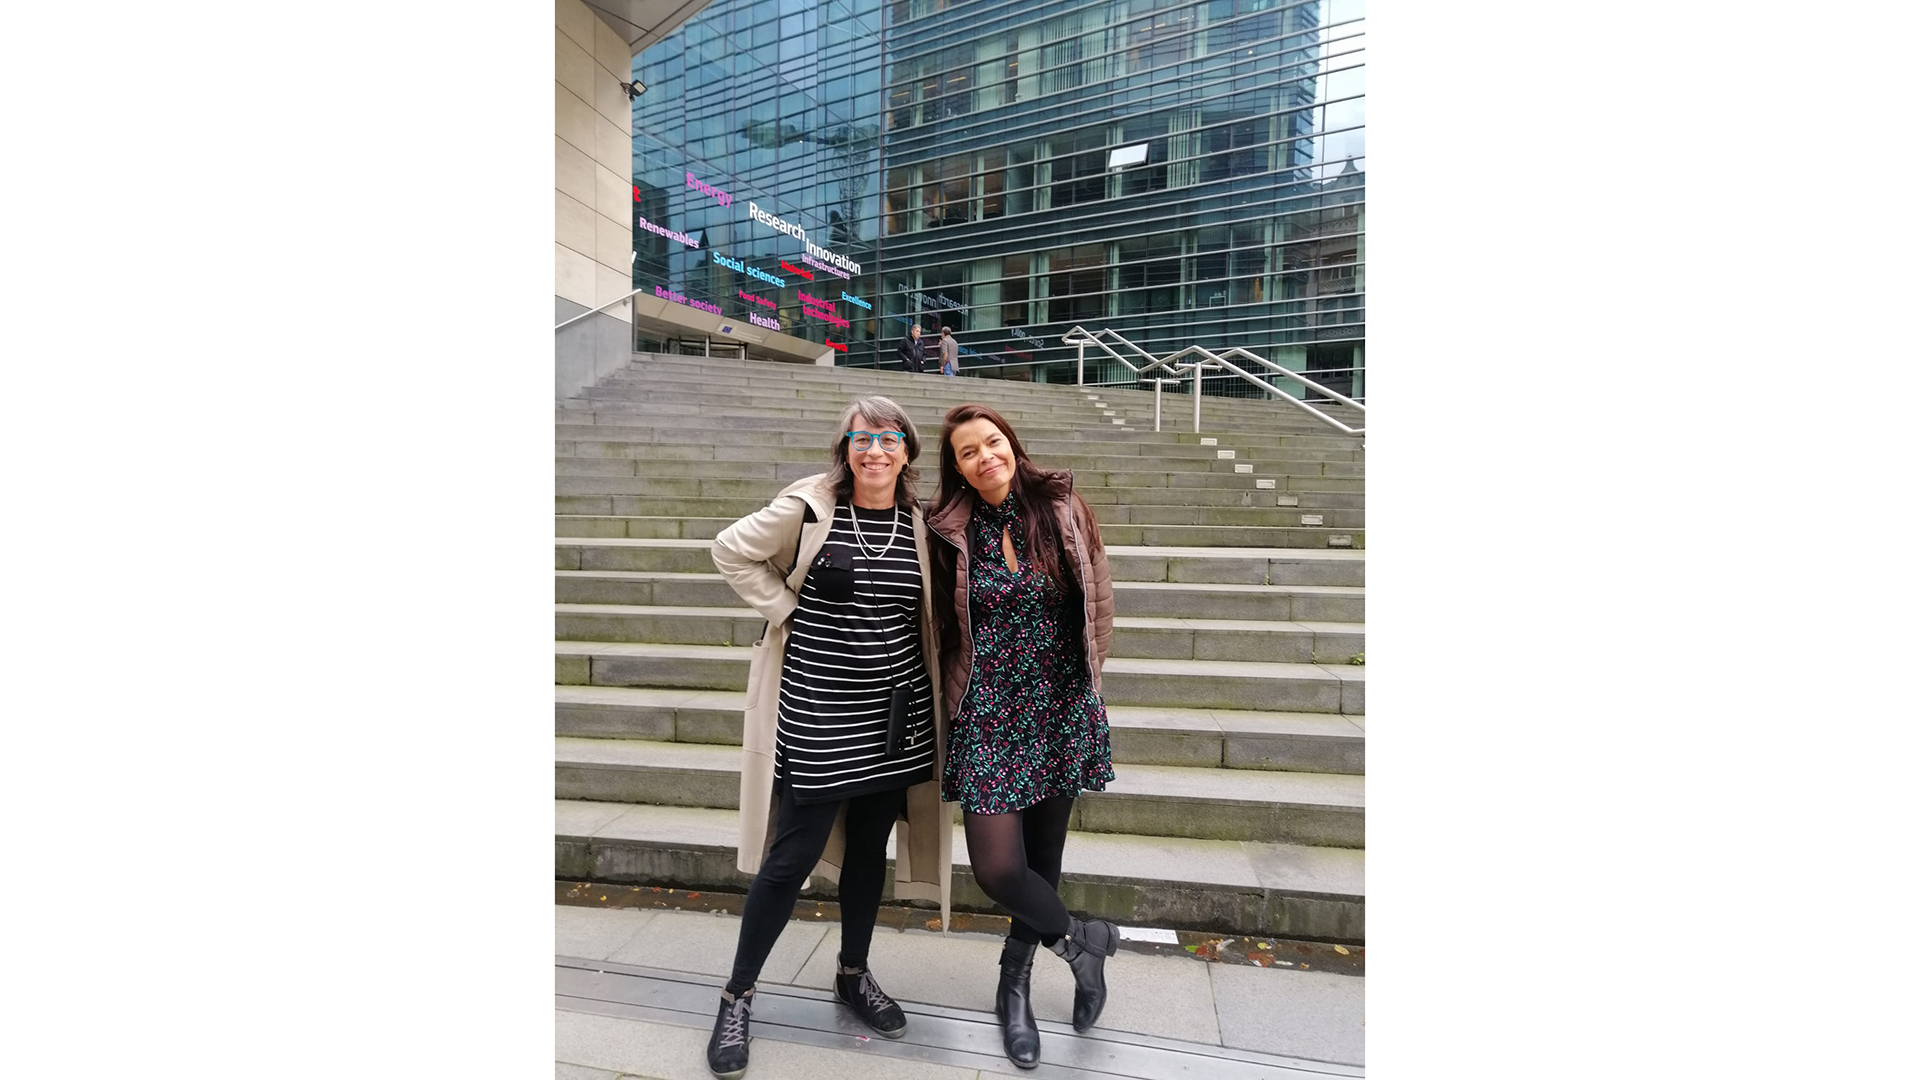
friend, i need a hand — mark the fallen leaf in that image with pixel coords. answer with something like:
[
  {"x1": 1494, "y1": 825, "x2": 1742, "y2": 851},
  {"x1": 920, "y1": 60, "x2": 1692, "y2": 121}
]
[
  {"x1": 1184, "y1": 945, "x2": 1200, "y2": 953},
  {"x1": 1333, "y1": 945, "x2": 1350, "y2": 956},
  {"x1": 688, "y1": 892, "x2": 702, "y2": 900},
  {"x1": 1257, "y1": 942, "x2": 1271, "y2": 950}
]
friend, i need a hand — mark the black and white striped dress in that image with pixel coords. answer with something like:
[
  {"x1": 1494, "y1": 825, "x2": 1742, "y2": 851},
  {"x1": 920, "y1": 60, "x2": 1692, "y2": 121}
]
[{"x1": 775, "y1": 502, "x2": 936, "y2": 804}]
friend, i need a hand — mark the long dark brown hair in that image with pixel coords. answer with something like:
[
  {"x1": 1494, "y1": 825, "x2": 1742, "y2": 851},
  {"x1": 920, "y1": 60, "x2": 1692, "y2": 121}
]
[{"x1": 932, "y1": 402, "x2": 1078, "y2": 588}]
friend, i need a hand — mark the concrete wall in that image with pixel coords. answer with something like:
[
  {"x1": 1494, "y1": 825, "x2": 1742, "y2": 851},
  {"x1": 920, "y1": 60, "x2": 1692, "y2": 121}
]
[{"x1": 556, "y1": 0, "x2": 636, "y2": 399}]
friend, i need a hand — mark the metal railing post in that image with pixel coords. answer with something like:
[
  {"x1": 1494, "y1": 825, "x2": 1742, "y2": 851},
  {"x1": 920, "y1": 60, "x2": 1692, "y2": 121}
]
[
  {"x1": 1076, "y1": 342, "x2": 1085, "y2": 386},
  {"x1": 1149, "y1": 378, "x2": 1178, "y2": 432},
  {"x1": 1192, "y1": 362, "x2": 1207, "y2": 433}
]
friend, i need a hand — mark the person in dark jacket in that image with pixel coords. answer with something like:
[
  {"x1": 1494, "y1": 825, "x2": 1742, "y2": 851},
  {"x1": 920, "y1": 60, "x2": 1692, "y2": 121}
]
[
  {"x1": 897, "y1": 324, "x2": 927, "y2": 373},
  {"x1": 927, "y1": 402, "x2": 1119, "y2": 1071}
]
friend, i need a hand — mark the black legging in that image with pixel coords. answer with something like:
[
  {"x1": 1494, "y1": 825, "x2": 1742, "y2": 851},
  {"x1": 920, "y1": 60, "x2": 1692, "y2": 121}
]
[
  {"x1": 963, "y1": 793, "x2": 1076, "y2": 946},
  {"x1": 724, "y1": 782, "x2": 906, "y2": 996}
]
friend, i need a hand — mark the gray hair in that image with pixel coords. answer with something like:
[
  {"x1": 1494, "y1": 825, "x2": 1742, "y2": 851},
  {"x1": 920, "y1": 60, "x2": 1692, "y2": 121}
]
[{"x1": 825, "y1": 395, "x2": 921, "y2": 508}]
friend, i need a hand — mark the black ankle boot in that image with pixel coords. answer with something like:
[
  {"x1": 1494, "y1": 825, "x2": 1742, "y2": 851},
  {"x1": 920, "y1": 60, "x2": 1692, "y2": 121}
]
[
  {"x1": 995, "y1": 938, "x2": 1042, "y2": 1069},
  {"x1": 1048, "y1": 915, "x2": 1119, "y2": 1031},
  {"x1": 705, "y1": 987, "x2": 754, "y2": 1079},
  {"x1": 833, "y1": 960, "x2": 907, "y2": 1038}
]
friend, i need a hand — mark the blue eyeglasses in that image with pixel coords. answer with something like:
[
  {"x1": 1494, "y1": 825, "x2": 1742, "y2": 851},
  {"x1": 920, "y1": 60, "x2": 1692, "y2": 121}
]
[{"x1": 846, "y1": 430, "x2": 905, "y2": 452}]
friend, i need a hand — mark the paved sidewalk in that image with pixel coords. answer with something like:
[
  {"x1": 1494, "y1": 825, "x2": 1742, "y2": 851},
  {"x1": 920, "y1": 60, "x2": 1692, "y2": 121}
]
[{"x1": 557, "y1": 905, "x2": 1364, "y2": 1079}]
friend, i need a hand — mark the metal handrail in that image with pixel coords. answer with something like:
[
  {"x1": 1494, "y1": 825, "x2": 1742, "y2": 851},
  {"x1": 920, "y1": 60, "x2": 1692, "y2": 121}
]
[
  {"x1": 554, "y1": 288, "x2": 643, "y2": 332},
  {"x1": 1060, "y1": 325, "x2": 1365, "y2": 436}
]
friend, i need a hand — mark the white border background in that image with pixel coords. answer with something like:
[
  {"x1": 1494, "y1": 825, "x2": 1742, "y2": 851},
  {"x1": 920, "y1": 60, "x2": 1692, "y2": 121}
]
[{"x1": 1, "y1": 0, "x2": 1913, "y2": 1075}]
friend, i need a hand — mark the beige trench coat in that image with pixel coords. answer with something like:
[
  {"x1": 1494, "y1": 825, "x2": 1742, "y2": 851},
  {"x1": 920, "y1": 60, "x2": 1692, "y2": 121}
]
[{"x1": 710, "y1": 474, "x2": 953, "y2": 927}]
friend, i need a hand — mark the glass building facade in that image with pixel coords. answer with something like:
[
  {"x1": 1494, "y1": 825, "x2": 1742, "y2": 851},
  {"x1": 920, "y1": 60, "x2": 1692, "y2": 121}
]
[{"x1": 631, "y1": 0, "x2": 1364, "y2": 399}]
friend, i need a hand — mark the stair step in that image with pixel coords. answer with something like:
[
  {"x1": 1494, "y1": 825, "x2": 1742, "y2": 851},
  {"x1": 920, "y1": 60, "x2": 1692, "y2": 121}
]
[
  {"x1": 555, "y1": 503, "x2": 1364, "y2": 533},
  {"x1": 555, "y1": 538, "x2": 1367, "y2": 588},
  {"x1": 553, "y1": 486, "x2": 1363, "y2": 515},
  {"x1": 555, "y1": 441, "x2": 1363, "y2": 464},
  {"x1": 553, "y1": 515, "x2": 1363, "y2": 549},
  {"x1": 555, "y1": 798, "x2": 1363, "y2": 939},
  {"x1": 550, "y1": 465, "x2": 1361, "y2": 496},
  {"x1": 554, "y1": 641, "x2": 1363, "y2": 714},
  {"x1": 554, "y1": 737, "x2": 1363, "y2": 847},
  {"x1": 554, "y1": 686, "x2": 1364, "y2": 774},
  {"x1": 557, "y1": 426, "x2": 1362, "y2": 452},
  {"x1": 554, "y1": 571, "x2": 1364, "y2": 619},
  {"x1": 553, "y1": 603, "x2": 1363, "y2": 665}
]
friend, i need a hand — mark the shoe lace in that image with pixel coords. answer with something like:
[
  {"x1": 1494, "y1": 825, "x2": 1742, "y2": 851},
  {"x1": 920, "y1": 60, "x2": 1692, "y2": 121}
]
[
  {"x1": 718, "y1": 996, "x2": 752, "y2": 1050},
  {"x1": 857, "y1": 971, "x2": 893, "y2": 1013}
]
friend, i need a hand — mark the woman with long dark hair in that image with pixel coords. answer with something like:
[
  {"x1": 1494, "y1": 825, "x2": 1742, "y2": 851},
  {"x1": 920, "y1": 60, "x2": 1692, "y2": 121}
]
[
  {"x1": 927, "y1": 402, "x2": 1118, "y2": 1070},
  {"x1": 704, "y1": 395, "x2": 951, "y2": 1079}
]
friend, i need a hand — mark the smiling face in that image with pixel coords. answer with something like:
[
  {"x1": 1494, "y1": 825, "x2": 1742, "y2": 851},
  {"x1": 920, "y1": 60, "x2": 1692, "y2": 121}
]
[
  {"x1": 948, "y1": 416, "x2": 1014, "y2": 505},
  {"x1": 846, "y1": 411, "x2": 906, "y2": 508}
]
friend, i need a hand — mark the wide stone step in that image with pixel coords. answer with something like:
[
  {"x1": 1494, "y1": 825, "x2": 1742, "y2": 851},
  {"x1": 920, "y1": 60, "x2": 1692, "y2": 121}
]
[
  {"x1": 554, "y1": 603, "x2": 1364, "y2": 664},
  {"x1": 566, "y1": 386, "x2": 1352, "y2": 425},
  {"x1": 556, "y1": 449, "x2": 1367, "y2": 474},
  {"x1": 556, "y1": 798, "x2": 1364, "y2": 939},
  {"x1": 552, "y1": 488, "x2": 1363, "y2": 520},
  {"x1": 558, "y1": 425, "x2": 1360, "y2": 453},
  {"x1": 611, "y1": 380, "x2": 1363, "y2": 441},
  {"x1": 555, "y1": 514, "x2": 1363, "y2": 548},
  {"x1": 554, "y1": 571, "x2": 1365, "y2": 620},
  {"x1": 555, "y1": 641, "x2": 1363, "y2": 713},
  {"x1": 614, "y1": 358, "x2": 1362, "y2": 427},
  {"x1": 560, "y1": 400, "x2": 1120, "y2": 423},
  {"x1": 555, "y1": 499, "x2": 1364, "y2": 531},
  {"x1": 554, "y1": 686, "x2": 1364, "y2": 774},
  {"x1": 552, "y1": 453, "x2": 1364, "y2": 498},
  {"x1": 567, "y1": 399, "x2": 1104, "y2": 424},
  {"x1": 556, "y1": 539, "x2": 1367, "y2": 588},
  {"x1": 554, "y1": 466, "x2": 1361, "y2": 498},
  {"x1": 554, "y1": 738, "x2": 1363, "y2": 847},
  {"x1": 554, "y1": 442, "x2": 1365, "y2": 467}
]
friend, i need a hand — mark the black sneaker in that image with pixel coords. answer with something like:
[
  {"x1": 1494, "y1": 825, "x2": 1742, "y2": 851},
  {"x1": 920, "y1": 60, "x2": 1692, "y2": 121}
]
[
  {"x1": 833, "y1": 961, "x2": 907, "y2": 1038},
  {"x1": 706, "y1": 987, "x2": 753, "y2": 1078}
]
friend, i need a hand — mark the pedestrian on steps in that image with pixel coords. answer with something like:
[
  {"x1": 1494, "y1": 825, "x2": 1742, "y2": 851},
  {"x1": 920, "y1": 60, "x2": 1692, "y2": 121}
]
[
  {"x1": 897, "y1": 323, "x2": 927, "y2": 373},
  {"x1": 704, "y1": 396, "x2": 952, "y2": 1079},
  {"x1": 938, "y1": 325, "x2": 960, "y2": 377},
  {"x1": 927, "y1": 402, "x2": 1120, "y2": 1071}
]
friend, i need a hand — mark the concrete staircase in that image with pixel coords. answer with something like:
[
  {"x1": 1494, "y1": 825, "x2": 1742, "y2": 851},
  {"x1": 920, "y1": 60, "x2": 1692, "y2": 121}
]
[{"x1": 555, "y1": 352, "x2": 1367, "y2": 943}]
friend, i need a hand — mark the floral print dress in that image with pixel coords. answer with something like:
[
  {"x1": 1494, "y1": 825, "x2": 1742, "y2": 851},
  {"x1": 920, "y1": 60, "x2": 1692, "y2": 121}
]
[{"x1": 941, "y1": 494, "x2": 1114, "y2": 814}]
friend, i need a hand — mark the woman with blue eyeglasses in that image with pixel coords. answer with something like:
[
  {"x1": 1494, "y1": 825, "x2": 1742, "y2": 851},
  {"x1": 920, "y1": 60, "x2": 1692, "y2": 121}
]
[{"x1": 703, "y1": 395, "x2": 951, "y2": 1079}]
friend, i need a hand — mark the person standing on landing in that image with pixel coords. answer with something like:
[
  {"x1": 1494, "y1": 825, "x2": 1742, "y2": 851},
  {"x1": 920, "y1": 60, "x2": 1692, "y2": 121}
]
[
  {"x1": 927, "y1": 402, "x2": 1120, "y2": 1071},
  {"x1": 897, "y1": 323, "x2": 927, "y2": 373},
  {"x1": 705, "y1": 396, "x2": 952, "y2": 1080},
  {"x1": 938, "y1": 325, "x2": 960, "y2": 376}
]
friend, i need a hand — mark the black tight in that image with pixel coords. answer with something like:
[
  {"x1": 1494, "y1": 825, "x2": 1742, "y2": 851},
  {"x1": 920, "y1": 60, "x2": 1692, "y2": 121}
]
[
  {"x1": 724, "y1": 783, "x2": 905, "y2": 996},
  {"x1": 963, "y1": 793, "x2": 1076, "y2": 946}
]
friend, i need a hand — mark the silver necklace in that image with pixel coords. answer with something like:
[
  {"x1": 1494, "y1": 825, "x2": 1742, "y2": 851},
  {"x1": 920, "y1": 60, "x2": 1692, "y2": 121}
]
[{"x1": 847, "y1": 501, "x2": 900, "y2": 561}]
